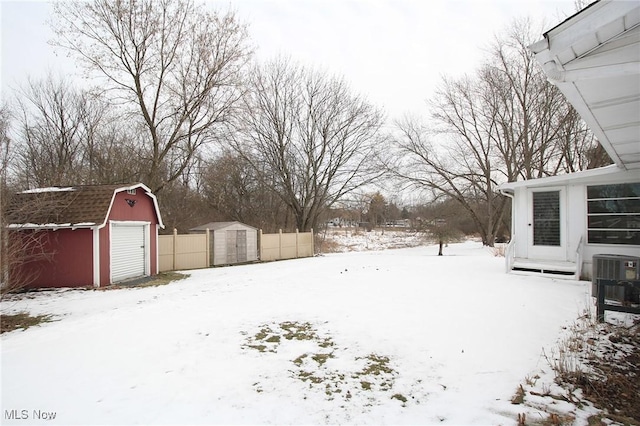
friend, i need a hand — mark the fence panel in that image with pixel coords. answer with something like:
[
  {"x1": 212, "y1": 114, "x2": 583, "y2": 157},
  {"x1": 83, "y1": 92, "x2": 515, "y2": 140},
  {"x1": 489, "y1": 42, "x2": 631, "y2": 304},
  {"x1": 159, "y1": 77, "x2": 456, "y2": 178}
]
[
  {"x1": 260, "y1": 233, "x2": 281, "y2": 262},
  {"x1": 259, "y1": 229, "x2": 314, "y2": 261},
  {"x1": 159, "y1": 229, "x2": 314, "y2": 272},
  {"x1": 158, "y1": 235, "x2": 175, "y2": 272},
  {"x1": 280, "y1": 233, "x2": 298, "y2": 260},
  {"x1": 158, "y1": 231, "x2": 208, "y2": 272},
  {"x1": 175, "y1": 234, "x2": 208, "y2": 270},
  {"x1": 297, "y1": 231, "x2": 314, "y2": 258}
]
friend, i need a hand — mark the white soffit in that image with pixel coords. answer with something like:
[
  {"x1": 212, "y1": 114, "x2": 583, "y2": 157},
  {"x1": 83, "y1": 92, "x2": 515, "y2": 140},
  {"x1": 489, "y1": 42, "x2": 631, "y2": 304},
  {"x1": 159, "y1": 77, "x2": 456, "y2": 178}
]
[{"x1": 531, "y1": 0, "x2": 640, "y2": 171}]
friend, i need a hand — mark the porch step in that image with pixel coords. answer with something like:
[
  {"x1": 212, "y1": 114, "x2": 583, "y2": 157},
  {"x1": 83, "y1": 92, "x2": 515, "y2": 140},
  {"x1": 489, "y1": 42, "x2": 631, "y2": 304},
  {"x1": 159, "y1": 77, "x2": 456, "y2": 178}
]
[{"x1": 511, "y1": 258, "x2": 578, "y2": 279}]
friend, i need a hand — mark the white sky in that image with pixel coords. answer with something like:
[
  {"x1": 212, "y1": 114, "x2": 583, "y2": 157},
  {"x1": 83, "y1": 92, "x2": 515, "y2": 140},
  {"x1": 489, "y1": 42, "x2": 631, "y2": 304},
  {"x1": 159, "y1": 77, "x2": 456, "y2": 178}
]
[{"x1": 0, "y1": 0, "x2": 577, "y2": 120}]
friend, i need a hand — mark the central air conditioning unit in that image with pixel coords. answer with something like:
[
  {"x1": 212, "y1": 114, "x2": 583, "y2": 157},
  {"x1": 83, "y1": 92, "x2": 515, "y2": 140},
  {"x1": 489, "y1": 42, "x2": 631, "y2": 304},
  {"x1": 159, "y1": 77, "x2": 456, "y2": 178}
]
[{"x1": 592, "y1": 254, "x2": 640, "y2": 300}]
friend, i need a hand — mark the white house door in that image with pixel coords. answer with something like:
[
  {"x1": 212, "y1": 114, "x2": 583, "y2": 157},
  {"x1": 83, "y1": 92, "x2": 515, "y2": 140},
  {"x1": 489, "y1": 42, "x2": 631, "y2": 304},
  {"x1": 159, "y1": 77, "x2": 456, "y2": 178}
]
[
  {"x1": 527, "y1": 189, "x2": 567, "y2": 260},
  {"x1": 111, "y1": 224, "x2": 146, "y2": 282}
]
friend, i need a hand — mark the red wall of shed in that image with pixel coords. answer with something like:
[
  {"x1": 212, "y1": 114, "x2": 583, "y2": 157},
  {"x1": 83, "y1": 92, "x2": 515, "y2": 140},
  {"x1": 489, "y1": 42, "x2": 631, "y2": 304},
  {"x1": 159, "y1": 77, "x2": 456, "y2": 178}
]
[
  {"x1": 100, "y1": 190, "x2": 160, "y2": 284},
  {"x1": 10, "y1": 228, "x2": 93, "y2": 288}
]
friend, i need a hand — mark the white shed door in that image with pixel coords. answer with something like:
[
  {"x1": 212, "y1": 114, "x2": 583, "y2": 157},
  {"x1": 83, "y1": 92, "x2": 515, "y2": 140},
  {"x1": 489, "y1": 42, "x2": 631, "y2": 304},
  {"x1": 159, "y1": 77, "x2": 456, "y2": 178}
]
[{"x1": 111, "y1": 224, "x2": 146, "y2": 282}]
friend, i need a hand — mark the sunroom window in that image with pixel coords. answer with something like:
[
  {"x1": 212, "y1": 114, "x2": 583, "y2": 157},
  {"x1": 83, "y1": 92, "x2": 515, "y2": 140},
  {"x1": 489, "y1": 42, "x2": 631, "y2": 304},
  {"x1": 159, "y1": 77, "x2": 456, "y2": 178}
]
[{"x1": 587, "y1": 183, "x2": 640, "y2": 245}]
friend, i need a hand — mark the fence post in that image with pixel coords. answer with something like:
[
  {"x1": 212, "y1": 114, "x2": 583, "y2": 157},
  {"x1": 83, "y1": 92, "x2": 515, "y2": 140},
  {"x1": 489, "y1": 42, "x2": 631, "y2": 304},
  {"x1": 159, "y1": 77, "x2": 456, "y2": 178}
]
[
  {"x1": 295, "y1": 229, "x2": 299, "y2": 258},
  {"x1": 279, "y1": 229, "x2": 282, "y2": 260},
  {"x1": 205, "y1": 228, "x2": 210, "y2": 267},
  {"x1": 311, "y1": 228, "x2": 314, "y2": 255},
  {"x1": 172, "y1": 228, "x2": 178, "y2": 270},
  {"x1": 258, "y1": 229, "x2": 263, "y2": 261}
]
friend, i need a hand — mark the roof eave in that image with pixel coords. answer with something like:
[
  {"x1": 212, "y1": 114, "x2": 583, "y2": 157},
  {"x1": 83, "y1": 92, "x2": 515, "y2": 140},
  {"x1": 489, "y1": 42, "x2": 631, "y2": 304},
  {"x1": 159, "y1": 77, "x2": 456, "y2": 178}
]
[
  {"x1": 497, "y1": 164, "x2": 623, "y2": 191},
  {"x1": 529, "y1": 0, "x2": 640, "y2": 171}
]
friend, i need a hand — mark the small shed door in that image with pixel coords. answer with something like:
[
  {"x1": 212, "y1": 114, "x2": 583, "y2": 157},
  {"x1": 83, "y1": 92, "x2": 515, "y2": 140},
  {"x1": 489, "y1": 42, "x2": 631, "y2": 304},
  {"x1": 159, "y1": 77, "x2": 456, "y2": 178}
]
[
  {"x1": 236, "y1": 230, "x2": 247, "y2": 262},
  {"x1": 226, "y1": 230, "x2": 237, "y2": 263},
  {"x1": 112, "y1": 224, "x2": 146, "y2": 282}
]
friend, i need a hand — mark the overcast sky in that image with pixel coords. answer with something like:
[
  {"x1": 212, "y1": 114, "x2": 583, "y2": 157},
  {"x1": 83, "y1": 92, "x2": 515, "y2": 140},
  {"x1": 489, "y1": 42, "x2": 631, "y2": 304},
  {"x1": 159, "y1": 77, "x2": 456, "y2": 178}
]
[{"x1": 1, "y1": 0, "x2": 577, "y2": 120}]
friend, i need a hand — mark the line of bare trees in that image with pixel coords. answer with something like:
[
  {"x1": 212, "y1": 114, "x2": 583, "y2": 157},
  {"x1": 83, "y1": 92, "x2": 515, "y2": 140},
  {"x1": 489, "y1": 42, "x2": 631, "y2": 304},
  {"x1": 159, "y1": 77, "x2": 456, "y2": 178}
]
[
  {"x1": 2, "y1": 1, "x2": 607, "y2": 252},
  {"x1": 387, "y1": 19, "x2": 609, "y2": 246}
]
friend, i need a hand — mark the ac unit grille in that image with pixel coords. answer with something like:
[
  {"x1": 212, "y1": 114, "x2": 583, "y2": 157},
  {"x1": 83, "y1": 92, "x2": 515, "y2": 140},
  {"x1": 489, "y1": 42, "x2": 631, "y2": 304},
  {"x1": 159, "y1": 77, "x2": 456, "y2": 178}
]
[{"x1": 592, "y1": 254, "x2": 640, "y2": 299}]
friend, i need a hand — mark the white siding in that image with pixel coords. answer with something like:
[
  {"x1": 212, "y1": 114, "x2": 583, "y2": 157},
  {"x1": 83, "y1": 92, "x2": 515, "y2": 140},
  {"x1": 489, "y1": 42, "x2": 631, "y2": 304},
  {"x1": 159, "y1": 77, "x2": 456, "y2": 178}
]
[{"x1": 509, "y1": 168, "x2": 640, "y2": 279}]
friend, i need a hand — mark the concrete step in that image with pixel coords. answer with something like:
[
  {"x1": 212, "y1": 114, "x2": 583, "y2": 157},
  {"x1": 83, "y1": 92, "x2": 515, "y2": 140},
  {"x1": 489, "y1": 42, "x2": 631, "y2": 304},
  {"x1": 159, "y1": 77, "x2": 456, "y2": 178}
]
[{"x1": 511, "y1": 258, "x2": 578, "y2": 278}]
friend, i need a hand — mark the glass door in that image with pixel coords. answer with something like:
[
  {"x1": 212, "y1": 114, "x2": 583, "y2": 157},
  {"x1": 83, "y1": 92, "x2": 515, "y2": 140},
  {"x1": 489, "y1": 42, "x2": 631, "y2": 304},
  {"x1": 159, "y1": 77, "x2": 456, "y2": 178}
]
[{"x1": 528, "y1": 189, "x2": 566, "y2": 260}]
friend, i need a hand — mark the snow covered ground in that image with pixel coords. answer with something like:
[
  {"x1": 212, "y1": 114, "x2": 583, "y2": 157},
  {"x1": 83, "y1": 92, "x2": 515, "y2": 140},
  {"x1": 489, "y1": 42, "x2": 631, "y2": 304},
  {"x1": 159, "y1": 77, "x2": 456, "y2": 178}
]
[{"x1": 1, "y1": 241, "x2": 593, "y2": 425}]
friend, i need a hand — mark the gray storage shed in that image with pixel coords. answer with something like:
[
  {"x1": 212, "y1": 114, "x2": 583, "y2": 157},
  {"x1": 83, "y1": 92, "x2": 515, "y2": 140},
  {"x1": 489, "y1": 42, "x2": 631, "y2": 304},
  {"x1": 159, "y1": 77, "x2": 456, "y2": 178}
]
[{"x1": 189, "y1": 221, "x2": 258, "y2": 266}]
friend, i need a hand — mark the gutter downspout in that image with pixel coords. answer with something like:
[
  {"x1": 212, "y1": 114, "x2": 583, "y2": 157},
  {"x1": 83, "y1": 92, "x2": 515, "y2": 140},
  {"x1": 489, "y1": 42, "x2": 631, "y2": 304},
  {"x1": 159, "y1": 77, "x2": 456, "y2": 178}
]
[{"x1": 500, "y1": 189, "x2": 516, "y2": 273}]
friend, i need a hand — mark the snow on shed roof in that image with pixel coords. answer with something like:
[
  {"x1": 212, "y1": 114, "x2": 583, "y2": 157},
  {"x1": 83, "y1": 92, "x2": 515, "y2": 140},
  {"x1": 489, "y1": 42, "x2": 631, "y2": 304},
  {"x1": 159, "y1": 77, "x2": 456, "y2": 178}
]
[
  {"x1": 21, "y1": 187, "x2": 76, "y2": 194},
  {"x1": 7, "y1": 183, "x2": 163, "y2": 229}
]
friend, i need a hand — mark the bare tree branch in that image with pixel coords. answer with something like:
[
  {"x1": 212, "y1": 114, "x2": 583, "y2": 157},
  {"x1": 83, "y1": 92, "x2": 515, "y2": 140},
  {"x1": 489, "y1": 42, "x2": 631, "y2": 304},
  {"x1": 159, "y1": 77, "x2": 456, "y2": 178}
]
[
  {"x1": 51, "y1": 0, "x2": 253, "y2": 193},
  {"x1": 231, "y1": 57, "x2": 386, "y2": 231}
]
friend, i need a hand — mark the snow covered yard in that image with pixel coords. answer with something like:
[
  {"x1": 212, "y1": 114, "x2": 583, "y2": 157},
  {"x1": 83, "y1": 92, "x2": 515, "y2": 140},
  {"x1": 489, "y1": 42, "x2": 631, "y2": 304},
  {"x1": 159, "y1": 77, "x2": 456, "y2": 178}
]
[{"x1": 1, "y1": 242, "x2": 592, "y2": 425}]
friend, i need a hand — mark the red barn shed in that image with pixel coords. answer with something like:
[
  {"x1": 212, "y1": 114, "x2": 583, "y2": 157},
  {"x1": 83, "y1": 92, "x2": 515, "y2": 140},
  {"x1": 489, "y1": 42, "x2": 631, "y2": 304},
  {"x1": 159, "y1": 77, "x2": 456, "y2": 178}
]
[{"x1": 7, "y1": 183, "x2": 164, "y2": 288}]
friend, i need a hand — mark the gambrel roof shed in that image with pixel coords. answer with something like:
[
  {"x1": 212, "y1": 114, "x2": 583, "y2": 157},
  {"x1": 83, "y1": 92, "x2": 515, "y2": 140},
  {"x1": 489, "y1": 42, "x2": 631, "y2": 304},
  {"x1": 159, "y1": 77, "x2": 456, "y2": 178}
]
[{"x1": 8, "y1": 183, "x2": 164, "y2": 288}]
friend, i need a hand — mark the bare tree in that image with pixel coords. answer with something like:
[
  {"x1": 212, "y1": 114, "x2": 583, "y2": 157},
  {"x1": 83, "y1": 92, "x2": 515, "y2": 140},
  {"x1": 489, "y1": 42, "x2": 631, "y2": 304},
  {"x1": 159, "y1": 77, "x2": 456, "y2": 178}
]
[
  {"x1": 483, "y1": 20, "x2": 598, "y2": 180},
  {"x1": 0, "y1": 103, "x2": 11, "y2": 289},
  {"x1": 13, "y1": 75, "x2": 107, "y2": 187},
  {"x1": 202, "y1": 151, "x2": 291, "y2": 231},
  {"x1": 52, "y1": 0, "x2": 252, "y2": 193},
  {"x1": 12, "y1": 75, "x2": 145, "y2": 188},
  {"x1": 367, "y1": 192, "x2": 386, "y2": 228},
  {"x1": 391, "y1": 20, "x2": 599, "y2": 246},
  {"x1": 232, "y1": 57, "x2": 386, "y2": 232}
]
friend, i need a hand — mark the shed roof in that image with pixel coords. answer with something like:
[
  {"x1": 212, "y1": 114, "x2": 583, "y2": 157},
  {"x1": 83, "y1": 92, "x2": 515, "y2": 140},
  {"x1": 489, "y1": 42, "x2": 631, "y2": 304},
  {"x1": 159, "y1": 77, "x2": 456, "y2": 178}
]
[
  {"x1": 190, "y1": 221, "x2": 257, "y2": 232},
  {"x1": 7, "y1": 183, "x2": 164, "y2": 229}
]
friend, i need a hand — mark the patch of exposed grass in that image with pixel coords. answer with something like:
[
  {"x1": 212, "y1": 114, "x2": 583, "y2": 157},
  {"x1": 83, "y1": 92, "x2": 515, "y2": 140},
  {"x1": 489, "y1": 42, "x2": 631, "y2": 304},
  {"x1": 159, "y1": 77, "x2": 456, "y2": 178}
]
[
  {"x1": 298, "y1": 371, "x2": 324, "y2": 384},
  {"x1": 318, "y1": 337, "x2": 334, "y2": 348},
  {"x1": 280, "y1": 321, "x2": 317, "y2": 341},
  {"x1": 243, "y1": 322, "x2": 326, "y2": 354},
  {"x1": 103, "y1": 272, "x2": 189, "y2": 290},
  {"x1": 247, "y1": 344, "x2": 268, "y2": 352},
  {"x1": 358, "y1": 354, "x2": 394, "y2": 376},
  {"x1": 391, "y1": 393, "x2": 408, "y2": 404},
  {"x1": 242, "y1": 321, "x2": 413, "y2": 406},
  {"x1": 1, "y1": 312, "x2": 53, "y2": 334},
  {"x1": 312, "y1": 353, "x2": 334, "y2": 366},
  {"x1": 138, "y1": 272, "x2": 188, "y2": 287},
  {"x1": 293, "y1": 354, "x2": 308, "y2": 366}
]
